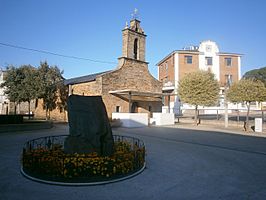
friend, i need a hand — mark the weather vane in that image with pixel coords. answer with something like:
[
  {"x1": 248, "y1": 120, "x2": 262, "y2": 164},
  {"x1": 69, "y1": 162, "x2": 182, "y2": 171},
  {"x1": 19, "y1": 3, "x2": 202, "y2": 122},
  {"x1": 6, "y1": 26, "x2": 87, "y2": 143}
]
[{"x1": 131, "y1": 8, "x2": 138, "y2": 19}]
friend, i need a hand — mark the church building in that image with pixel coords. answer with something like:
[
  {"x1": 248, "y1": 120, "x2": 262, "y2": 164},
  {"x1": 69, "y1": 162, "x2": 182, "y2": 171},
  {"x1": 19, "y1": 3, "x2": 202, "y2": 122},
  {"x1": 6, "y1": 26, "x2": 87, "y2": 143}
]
[{"x1": 35, "y1": 15, "x2": 163, "y2": 120}]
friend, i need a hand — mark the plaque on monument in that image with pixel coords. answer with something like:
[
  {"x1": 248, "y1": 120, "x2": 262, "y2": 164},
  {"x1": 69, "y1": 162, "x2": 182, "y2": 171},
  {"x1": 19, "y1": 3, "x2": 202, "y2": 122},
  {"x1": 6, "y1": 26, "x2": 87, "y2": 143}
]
[{"x1": 64, "y1": 95, "x2": 114, "y2": 156}]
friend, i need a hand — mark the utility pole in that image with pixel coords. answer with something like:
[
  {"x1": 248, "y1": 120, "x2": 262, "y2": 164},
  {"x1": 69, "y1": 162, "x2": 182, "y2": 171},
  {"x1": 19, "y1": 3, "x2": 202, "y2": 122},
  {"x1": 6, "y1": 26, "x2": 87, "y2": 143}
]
[
  {"x1": 224, "y1": 75, "x2": 232, "y2": 128},
  {"x1": 224, "y1": 90, "x2": 228, "y2": 128}
]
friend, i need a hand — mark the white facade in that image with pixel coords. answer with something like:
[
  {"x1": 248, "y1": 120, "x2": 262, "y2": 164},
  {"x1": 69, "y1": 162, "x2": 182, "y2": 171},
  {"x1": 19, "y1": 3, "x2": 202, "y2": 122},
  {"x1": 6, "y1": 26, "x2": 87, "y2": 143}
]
[
  {"x1": 238, "y1": 56, "x2": 241, "y2": 82},
  {"x1": 198, "y1": 40, "x2": 220, "y2": 81},
  {"x1": 151, "y1": 112, "x2": 175, "y2": 126},
  {"x1": 0, "y1": 70, "x2": 9, "y2": 114},
  {"x1": 112, "y1": 113, "x2": 148, "y2": 128}
]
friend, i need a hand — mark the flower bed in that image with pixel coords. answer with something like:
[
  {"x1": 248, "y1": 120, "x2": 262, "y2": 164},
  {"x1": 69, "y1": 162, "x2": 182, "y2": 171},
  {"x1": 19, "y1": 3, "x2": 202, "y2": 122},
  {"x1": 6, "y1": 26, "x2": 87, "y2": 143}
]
[{"x1": 21, "y1": 135, "x2": 145, "y2": 184}]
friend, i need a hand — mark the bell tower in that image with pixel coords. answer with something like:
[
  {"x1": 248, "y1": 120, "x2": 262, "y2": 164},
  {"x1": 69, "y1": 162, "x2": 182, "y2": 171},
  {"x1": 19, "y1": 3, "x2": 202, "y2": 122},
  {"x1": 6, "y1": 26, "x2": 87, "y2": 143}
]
[{"x1": 121, "y1": 10, "x2": 146, "y2": 62}]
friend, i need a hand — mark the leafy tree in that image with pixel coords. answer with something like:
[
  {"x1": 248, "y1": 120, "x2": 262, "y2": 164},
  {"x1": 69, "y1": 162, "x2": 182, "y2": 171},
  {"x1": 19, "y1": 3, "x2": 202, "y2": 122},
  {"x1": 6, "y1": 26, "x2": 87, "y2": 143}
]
[
  {"x1": 18, "y1": 65, "x2": 40, "y2": 117},
  {"x1": 57, "y1": 81, "x2": 68, "y2": 121},
  {"x1": 243, "y1": 66, "x2": 266, "y2": 85},
  {"x1": 1, "y1": 62, "x2": 65, "y2": 119},
  {"x1": 0, "y1": 66, "x2": 20, "y2": 113},
  {"x1": 1, "y1": 65, "x2": 39, "y2": 116},
  {"x1": 38, "y1": 61, "x2": 64, "y2": 120},
  {"x1": 178, "y1": 70, "x2": 220, "y2": 125},
  {"x1": 226, "y1": 79, "x2": 266, "y2": 131}
]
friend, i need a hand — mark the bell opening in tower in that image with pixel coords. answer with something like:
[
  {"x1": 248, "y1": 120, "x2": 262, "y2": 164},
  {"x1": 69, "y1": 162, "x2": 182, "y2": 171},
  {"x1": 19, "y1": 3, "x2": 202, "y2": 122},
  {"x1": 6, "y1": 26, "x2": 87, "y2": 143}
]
[{"x1": 134, "y1": 38, "x2": 138, "y2": 59}]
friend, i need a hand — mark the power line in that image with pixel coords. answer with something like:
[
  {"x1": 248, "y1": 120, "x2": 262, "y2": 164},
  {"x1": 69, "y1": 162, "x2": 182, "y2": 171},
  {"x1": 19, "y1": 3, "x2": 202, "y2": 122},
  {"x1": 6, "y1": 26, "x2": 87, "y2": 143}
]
[{"x1": 0, "y1": 42, "x2": 117, "y2": 64}]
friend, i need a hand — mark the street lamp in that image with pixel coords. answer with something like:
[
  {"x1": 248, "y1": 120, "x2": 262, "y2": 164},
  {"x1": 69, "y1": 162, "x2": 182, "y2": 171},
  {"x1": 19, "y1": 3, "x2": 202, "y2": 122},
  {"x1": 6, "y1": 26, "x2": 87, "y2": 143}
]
[{"x1": 224, "y1": 75, "x2": 232, "y2": 128}]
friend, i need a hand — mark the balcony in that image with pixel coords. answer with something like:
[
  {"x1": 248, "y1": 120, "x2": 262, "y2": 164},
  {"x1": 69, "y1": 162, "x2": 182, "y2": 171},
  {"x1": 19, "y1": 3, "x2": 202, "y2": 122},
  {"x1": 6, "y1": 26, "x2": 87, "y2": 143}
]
[{"x1": 162, "y1": 81, "x2": 175, "y2": 91}]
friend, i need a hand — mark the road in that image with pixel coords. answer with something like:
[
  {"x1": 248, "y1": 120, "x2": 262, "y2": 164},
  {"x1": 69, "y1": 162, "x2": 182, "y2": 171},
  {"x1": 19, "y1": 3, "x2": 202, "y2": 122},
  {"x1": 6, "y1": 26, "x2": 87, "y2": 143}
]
[{"x1": 1, "y1": 124, "x2": 266, "y2": 199}]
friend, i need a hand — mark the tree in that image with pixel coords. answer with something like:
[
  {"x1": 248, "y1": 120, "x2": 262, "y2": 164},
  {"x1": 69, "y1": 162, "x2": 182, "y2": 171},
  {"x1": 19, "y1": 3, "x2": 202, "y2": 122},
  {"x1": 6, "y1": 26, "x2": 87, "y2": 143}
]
[
  {"x1": 178, "y1": 70, "x2": 220, "y2": 125},
  {"x1": 226, "y1": 79, "x2": 266, "y2": 131},
  {"x1": 0, "y1": 66, "x2": 19, "y2": 113},
  {"x1": 243, "y1": 66, "x2": 266, "y2": 86},
  {"x1": 1, "y1": 62, "x2": 65, "y2": 119},
  {"x1": 57, "y1": 81, "x2": 68, "y2": 121},
  {"x1": 1, "y1": 65, "x2": 39, "y2": 117},
  {"x1": 18, "y1": 65, "x2": 40, "y2": 118},
  {"x1": 38, "y1": 61, "x2": 64, "y2": 120}
]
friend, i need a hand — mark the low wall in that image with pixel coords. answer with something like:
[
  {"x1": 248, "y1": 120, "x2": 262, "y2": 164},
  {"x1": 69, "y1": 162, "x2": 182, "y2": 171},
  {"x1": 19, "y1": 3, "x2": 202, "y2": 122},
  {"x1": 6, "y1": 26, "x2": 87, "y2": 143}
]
[
  {"x1": 151, "y1": 113, "x2": 175, "y2": 126},
  {"x1": 0, "y1": 115, "x2": 23, "y2": 124},
  {"x1": 112, "y1": 113, "x2": 148, "y2": 128},
  {"x1": 0, "y1": 121, "x2": 53, "y2": 133}
]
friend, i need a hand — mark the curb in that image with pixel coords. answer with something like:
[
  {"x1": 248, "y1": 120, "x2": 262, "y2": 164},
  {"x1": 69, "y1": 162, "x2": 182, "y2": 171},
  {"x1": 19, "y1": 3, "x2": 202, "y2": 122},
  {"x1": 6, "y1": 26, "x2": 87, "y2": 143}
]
[
  {"x1": 174, "y1": 123, "x2": 266, "y2": 138},
  {"x1": 21, "y1": 162, "x2": 146, "y2": 186}
]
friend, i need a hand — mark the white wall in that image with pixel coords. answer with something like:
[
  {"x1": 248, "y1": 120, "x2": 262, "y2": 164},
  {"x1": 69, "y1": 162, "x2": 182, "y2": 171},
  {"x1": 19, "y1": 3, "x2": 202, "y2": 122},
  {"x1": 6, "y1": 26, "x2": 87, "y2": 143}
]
[
  {"x1": 198, "y1": 40, "x2": 220, "y2": 81},
  {"x1": 174, "y1": 52, "x2": 179, "y2": 88},
  {"x1": 173, "y1": 53, "x2": 181, "y2": 114},
  {"x1": 112, "y1": 113, "x2": 148, "y2": 128},
  {"x1": 0, "y1": 71, "x2": 9, "y2": 114},
  {"x1": 152, "y1": 112, "x2": 175, "y2": 126},
  {"x1": 238, "y1": 57, "x2": 241, "y2": 80}
]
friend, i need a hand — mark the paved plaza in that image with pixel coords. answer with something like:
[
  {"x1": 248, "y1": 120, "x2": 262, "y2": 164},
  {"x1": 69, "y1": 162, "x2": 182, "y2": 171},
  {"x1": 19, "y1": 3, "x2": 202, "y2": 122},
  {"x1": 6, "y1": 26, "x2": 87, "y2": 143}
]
[{"x1": 1, "y1": 124, "x2": 266, "y2": 199}]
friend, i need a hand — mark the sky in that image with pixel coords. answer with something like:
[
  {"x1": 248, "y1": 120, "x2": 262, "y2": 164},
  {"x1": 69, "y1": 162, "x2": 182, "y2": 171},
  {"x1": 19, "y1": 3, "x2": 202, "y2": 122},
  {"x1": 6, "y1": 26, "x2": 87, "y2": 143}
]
[{"x1": 0, "y1": 0, "x2": 266, "y2": 79}]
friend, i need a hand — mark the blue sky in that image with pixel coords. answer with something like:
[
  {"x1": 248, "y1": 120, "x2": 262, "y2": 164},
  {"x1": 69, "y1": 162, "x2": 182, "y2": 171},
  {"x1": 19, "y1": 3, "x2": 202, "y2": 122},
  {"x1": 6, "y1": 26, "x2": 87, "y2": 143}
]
[{"x1": 0, "y1": 0, "x2": 265, "y2": 79}]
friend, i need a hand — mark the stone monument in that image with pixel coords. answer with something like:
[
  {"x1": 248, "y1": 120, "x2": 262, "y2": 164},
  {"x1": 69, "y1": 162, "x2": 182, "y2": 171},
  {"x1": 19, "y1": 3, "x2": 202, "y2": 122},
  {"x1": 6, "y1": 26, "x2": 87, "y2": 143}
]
[{"x1": 64, "y1": 95, "x2": 114, "y2": 156}]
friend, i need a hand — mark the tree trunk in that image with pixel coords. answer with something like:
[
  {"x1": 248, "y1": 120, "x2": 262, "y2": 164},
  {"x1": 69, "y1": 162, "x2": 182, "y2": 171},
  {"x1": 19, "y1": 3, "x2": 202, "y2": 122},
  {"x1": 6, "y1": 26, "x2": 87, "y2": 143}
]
[
  {"x1": 45, "y1": 104, "x2": 48, "y2": 121},
  {"x1": 14, "y1": 103, "x2": 17, "y2": 115},
  {"x1": 195, "y1": 105, "x2": 198, "y2": 125},
  {"x1": 28, "y1": 101, "x2": 31, "y2": 120},
  {"x1": 18, "y1": 102, "x2": 20, "y2": 114},
  {"x1": 64, "y1": 109, "x2": 66, "y2": 121},
  {"x1": 244, "y1": 101, "x2": 250, "y2": 131}
]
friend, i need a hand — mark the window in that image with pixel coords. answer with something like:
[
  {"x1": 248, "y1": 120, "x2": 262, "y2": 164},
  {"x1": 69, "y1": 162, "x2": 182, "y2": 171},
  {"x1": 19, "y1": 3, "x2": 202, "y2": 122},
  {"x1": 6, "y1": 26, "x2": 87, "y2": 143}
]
[
  {"x1": 225, "y1": 74, "x2": 233, "y2": 86},
  {"x1": 134, "y1": 38, "x2": 138, "y2": 59},
  {"x1": 185, "y1": 55, "x2": 193, "y2": 64},
  {"x1": 35, "y1": 99, "x2": 38, "y2": 108},
  {"x1": 205, "y1": 57, "x2": 213, "y2": 65},
  {"x1": 225, "y1": 57, "x2": 232, "y2": 67},
  {"x1": 165, "y1": 62, "x2": 168, "y2": 70},
  {"x1": 206, "y1": 45, "x2": 212, "y2": 52},
  {"x1": 116, "y1": 106, "x2": 120, "y2": 113}
]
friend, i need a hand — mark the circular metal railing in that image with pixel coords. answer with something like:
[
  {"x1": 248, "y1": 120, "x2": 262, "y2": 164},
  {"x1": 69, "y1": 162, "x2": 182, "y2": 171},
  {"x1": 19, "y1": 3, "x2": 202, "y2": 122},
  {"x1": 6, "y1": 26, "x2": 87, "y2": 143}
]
[{"x1": 21, "y1": 135, "x2": 146, "y2": 185}]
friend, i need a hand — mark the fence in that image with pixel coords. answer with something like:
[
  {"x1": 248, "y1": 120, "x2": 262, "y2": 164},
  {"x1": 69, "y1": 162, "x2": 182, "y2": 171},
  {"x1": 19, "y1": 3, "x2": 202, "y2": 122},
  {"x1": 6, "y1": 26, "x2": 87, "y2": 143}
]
[
  {"x1": 178, "y1": 109, "x2": 266, "y2": 124},
  {"x1": 22, "y1": 134, "x2": 146, "y2": 183}
]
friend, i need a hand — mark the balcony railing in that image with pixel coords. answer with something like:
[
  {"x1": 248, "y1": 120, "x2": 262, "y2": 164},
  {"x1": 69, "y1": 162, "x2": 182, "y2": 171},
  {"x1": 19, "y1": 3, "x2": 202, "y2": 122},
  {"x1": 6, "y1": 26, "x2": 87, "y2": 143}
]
[{"x1": 163, "y1": 81, "x2": 174, "y2": 87}]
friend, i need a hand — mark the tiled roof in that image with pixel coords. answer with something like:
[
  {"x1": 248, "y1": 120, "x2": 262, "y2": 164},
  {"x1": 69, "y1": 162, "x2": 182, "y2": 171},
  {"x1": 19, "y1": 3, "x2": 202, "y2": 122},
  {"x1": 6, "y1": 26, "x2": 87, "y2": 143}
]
[{"x1": 64, "y1": 70, "x2": 112, "y2": 85}]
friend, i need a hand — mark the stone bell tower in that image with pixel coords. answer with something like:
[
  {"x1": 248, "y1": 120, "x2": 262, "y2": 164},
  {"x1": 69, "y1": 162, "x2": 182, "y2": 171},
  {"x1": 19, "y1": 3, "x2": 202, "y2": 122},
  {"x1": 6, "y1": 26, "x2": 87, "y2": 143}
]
[{"x1": 121, "y1": 12, "x2": 146, "y2": 62}]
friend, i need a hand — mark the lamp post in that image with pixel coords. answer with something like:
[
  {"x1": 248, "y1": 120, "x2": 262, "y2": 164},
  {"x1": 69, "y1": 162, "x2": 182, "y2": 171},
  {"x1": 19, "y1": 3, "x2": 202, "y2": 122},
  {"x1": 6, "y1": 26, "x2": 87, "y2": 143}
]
[
  {"x1": 224, "y1": 89, "x2": 228, "y2": 128},
  {"x1": 224, "y1": 75, "x2": 232, "y2": 128}
]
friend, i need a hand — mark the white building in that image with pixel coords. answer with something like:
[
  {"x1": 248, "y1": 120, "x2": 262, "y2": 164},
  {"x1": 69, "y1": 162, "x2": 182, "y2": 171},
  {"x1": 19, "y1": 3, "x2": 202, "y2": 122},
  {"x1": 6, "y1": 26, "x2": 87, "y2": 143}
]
[
  {"x1": 156, "y1": 40, "x2": 243, "y2": 114},
  {"x1": 0, "y1": 69, "x2": 9, "y2": 114}
]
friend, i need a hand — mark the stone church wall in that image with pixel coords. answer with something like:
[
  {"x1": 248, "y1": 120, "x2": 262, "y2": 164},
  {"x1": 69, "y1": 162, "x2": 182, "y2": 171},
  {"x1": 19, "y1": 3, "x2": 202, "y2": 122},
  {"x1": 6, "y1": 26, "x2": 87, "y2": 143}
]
[
  {"x1": 101, "y1": 58, "x2": 162, "y2": 117},
  {"x1": 72, "y1": 77, "x2": 102, "y2": 96},
  {"x1": 34, "y1": 99, "x2": 67, "y2": 121},
  {"x1": 102, "y1": 58, "x2": 161, "y2": 94}
]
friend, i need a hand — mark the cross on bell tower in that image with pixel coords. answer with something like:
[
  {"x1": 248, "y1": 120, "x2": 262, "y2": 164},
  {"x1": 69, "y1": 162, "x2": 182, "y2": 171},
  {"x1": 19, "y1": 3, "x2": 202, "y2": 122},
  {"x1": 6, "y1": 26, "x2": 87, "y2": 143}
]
[
  {"x1": 121, "y1": 9, "x2": 146, "y2": 62},
  {"x1": 131, "y1": 8, "x2": 139, "y2": 20}
]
